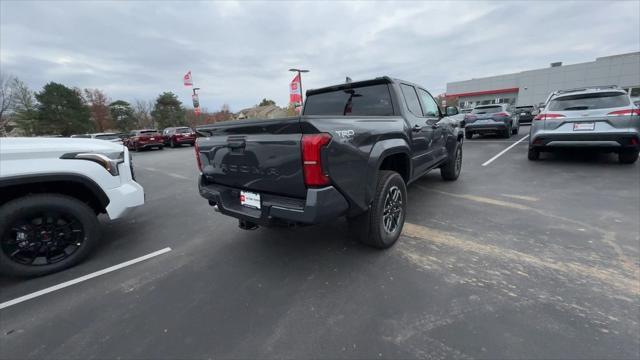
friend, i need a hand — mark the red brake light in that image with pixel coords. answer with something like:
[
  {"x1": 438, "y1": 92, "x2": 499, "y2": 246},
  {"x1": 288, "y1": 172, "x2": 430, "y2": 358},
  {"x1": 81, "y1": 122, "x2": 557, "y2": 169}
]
[
  {"x1": 607, "y1": 109, "x2": 640, "y2": 116},
  {"x1": 534, "y1": 113, "x2": 565, "y2": 120},
  {"x1": 493, "y1": 112, "x2": 509, "y2": 117},
  {"x1": 302, "y1": 133, "x2": 332, "y2": 187},
  {"x1": 194, "y1": 140, "x2": 203, "y2": 172}
]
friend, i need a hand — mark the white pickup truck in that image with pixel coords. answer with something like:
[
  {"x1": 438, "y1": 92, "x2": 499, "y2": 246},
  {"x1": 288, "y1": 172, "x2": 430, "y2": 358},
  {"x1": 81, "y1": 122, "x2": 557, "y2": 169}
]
[{"x1": 0, "y1": 138, "x2": 144, "y2": 277}]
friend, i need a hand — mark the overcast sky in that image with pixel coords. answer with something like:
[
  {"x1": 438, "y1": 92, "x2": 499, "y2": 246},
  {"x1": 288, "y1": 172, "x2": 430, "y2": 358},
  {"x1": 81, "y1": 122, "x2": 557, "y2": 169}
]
[{"x1": 1, "y1": 1, "x2": 638, "y2": 111}]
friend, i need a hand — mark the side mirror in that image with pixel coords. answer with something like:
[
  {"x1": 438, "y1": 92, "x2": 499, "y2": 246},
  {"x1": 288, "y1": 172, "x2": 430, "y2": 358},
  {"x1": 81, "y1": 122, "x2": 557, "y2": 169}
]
[{"x1": 445, "y1": 106, "x2": 459, "y2": 116}]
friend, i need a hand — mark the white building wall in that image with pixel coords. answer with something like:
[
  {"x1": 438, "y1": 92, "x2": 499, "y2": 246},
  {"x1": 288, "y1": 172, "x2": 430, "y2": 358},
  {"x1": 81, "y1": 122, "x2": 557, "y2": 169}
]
[{"x1": 447, "y1": 52, "x2": 640, "y2": 107}]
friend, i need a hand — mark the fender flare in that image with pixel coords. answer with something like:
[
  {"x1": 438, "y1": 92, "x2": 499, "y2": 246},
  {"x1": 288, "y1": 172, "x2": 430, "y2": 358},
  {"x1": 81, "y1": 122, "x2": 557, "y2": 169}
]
[
  {"x1": 0, "y1": 173, "x2": 110, "y2": 208},
  {"x1": 364, "y1": 138, "x2": 411, "y2": 207}
]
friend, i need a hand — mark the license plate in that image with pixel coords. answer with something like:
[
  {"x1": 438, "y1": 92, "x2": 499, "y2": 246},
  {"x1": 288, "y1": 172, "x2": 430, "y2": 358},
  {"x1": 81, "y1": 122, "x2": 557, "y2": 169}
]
[
  {"x1": 240, "y1": 191, "x2": 261, "y2": 209},
  {"x1": 477, "y1": 120, "x2": 492, "y2": 124},
  {"x1": 520, "y1": 113, "x2": 526, "y2": 116},
  {"x1": 150, "y1": 137, "x2": 155, "y2": 140},
  {"x1": 573, "y1": 123, "x2": 595, "y2": 131}
]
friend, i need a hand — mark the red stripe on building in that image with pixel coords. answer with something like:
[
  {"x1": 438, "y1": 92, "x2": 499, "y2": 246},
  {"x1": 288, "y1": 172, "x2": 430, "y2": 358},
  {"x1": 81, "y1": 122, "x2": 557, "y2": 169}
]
[{"x1": 446, "y1": 87, "x2": 520, "y2": 98}]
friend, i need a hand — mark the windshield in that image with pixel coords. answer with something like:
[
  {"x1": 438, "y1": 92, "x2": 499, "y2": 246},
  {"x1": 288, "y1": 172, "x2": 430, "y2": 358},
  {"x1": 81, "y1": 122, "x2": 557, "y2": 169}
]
[
  {"x1": 472, "y1": 106, "x2": 503, "y2": 114},
  {"x1": 176, "y1": 128, "x2": 192, "y2": 134},
  {"x1": 304, "y1": 84, "x2": 394, "y2": 116},
  {"x1": 140, "y1": 130, "x2": 159, "y2": 134},
  {"x1": 549, "y1": 92, "x2": 630, "y2": 111}
]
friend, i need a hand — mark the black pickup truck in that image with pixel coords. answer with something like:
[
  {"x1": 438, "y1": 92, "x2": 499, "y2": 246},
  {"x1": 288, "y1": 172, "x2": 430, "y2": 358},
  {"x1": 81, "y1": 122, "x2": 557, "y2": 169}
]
[{"x1": 196, "y1": 77, "x2": 464, "y2": 248}]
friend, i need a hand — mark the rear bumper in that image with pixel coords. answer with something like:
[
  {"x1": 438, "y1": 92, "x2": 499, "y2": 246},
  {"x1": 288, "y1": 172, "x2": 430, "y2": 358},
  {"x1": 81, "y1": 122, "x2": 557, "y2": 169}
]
[
  {"x1": 465, "y1": 122, "x2": 508, "y2": 133},
  {"x1": 530, "y1": 132, "x2": 640, "y2": 150},
  {"x1": 138, "y1": 142, "x2": 164, "y2": 148},
  {"x1": 198, "y1": 176, "x2": 349, "y2": 226}
]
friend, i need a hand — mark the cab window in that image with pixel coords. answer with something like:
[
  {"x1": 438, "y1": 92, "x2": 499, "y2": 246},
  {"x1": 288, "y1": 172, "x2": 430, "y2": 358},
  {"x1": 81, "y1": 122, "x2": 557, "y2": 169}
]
[{"x1": 417, "y1": 88, "x2": 440, "y2": 117}]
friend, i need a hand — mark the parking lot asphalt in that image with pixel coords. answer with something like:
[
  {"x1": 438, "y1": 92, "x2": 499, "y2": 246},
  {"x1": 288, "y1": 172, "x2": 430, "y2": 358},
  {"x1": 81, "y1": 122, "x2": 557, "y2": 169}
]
[{"x1": 1, "y1": 126, "x2": 639, "y2": 359}]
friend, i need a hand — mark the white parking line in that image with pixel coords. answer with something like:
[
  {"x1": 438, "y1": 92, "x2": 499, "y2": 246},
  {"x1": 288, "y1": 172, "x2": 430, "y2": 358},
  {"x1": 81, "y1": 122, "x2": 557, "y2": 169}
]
[
  {"x1": 167, "y1": 172, "x2": 190, "y2": 180},
  {"x1": 0, "y1": 247, "x2": 172, "y2": 310},
  {"x1": 481, "y1": 135, "x2": 529, "y2": 166}
]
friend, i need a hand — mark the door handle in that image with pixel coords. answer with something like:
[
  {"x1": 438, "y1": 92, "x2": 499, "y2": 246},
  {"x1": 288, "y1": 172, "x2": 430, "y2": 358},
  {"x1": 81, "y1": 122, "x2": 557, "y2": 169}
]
[
  {"x1": 431, "y1": 123, "x2": 440, "y2": 129},
  {"x1": 412, "y1": 124, "x2": 423, "y2": 132}
]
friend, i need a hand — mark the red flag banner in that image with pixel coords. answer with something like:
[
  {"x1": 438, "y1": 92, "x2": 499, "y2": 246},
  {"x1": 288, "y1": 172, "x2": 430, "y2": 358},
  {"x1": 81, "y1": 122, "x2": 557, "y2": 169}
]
[
  {"x1": 289, "y1": 73, "x2": 302, "y2": 105},
  {"x1": 184, "y1": 71, "x2": 193, "y2": 87}
]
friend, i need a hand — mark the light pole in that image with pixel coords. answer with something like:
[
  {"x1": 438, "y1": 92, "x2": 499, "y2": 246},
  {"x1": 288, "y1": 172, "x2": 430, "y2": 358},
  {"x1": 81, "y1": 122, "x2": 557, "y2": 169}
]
[{"x1": 289, "y1": 68, "x2": 309, "y2": 106}]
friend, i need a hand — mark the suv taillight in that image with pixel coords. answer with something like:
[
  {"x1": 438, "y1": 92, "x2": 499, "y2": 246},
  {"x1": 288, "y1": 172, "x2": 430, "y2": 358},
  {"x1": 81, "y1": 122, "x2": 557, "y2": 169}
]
[
  {"x1": 194, "y1": 140, "x2": 203, "y2": 172},
  {"x1": 534, "y1": 113, "x2": 565, "y2": 120},
  {"x1": 607, "y1": 109, "x2": 640, "y2": 116},
  {"x1": 493, "y1": 112, "x2": 509, "y2": 117},
  {"x1": 302, "y1": 133, "x2": 332, "y2": 187}
]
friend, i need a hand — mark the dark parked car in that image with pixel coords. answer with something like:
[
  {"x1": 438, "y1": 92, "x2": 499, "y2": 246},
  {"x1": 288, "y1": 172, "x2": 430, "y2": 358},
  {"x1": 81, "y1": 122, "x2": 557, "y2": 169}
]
[
  {"x1": 464, "y1": 103, "x2": 519, "y2": 139},
  {"x1": 124, "y1": 129, "x2": 164, "y2": 151},
  {"x1": 195, "y1": 77, "x2": 465, "y2": 249},
  {"x1": 163, "y1": 127, "x2": 196, "y2": 147},
  {"x1": 515, "y1": 105, "x2": 536, "y2": 124}
]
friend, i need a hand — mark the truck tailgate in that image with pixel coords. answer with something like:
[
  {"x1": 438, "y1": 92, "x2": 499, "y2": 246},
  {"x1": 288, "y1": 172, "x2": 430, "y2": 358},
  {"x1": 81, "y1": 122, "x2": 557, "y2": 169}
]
[{"x1": 196, "y1": 117, "x2": 307, "y2": 198}]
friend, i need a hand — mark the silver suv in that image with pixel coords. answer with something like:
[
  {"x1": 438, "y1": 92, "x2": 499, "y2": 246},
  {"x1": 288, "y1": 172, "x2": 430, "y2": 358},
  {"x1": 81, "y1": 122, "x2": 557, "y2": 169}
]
[{"x1": 528, "y1": 86, "x2": 640, "y2": 164}]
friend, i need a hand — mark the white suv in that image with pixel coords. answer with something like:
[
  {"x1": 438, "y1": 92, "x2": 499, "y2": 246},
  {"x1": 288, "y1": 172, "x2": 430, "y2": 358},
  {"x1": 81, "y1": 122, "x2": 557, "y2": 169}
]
[{"x1": 0, "y1": 137, "x2": 144, "y2": 276}]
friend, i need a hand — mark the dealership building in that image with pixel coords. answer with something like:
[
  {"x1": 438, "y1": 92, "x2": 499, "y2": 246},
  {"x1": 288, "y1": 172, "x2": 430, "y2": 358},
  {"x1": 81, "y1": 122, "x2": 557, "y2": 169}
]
[{"x1": 445, "y1": 52, "x2": 640, "y2": 109}]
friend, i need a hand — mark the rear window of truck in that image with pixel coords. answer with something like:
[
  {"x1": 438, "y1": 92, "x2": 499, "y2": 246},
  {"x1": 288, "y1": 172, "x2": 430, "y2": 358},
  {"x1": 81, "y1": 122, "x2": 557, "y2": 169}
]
[
  {"x1": 304, "y1": 84, "x2": 394, "y2": 116},
  {"x1": 549, "y1": 92, "x2": 630, "y2": 111}
]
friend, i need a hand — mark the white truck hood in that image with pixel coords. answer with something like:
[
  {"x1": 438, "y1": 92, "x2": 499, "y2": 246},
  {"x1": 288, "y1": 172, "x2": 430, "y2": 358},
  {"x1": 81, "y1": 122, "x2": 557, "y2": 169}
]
[{"x1": 1, "y1": 137, "x2": 124, "y2": 160}]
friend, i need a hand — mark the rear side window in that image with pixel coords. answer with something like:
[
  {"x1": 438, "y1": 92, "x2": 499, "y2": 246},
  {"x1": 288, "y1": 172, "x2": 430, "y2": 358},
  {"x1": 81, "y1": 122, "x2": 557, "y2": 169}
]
[
  {"x1": 176, "y1": 128, "x2": 192, "y2": 133},
  {"x1": 549, "y1": 92, "x2": 630, "y2": 111},
  {"x1": 303, "y1": 84, "x2": 394, "y2": 116},
  {"x1": 140, "y1": 130, "x2": 158, "y2": 134},
  {"x1": 95, "y1": 134, "x2": 119, "y2": 140},
  {"x1": 400, "y1": 84, "x2": 423, "y2": 116},
  {"x1": 472, "y1": 106, "x2": 502, "y2": 114}
]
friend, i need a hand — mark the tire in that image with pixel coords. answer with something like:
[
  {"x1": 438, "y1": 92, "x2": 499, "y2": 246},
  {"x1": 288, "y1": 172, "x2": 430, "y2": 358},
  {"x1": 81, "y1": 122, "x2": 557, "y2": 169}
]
[
  {"x1": 465, "y1": 131, "x2": 473, "y2": 140},
  {"x1": 528, "y1": 147, "x2": 540, "y2": 161},
  {"x1": 348, "y1": 171, "x2": 406, "y2": 249},
  {"x1": 512, "y1": 126, "x2": 519, "y2": 135},
  {"x1": 0, "y1": 194, "x2": 100, "y2": 277},
  {"x1": 441, "y1": 143, "x2": 462, "y2": 181},
  {"x1": 619, "y1": 149, "x2": 639, "y2": 164},
  {"x1": 504, "y1": 126, "x2": 512, "y2": 138},
  {"x1": 134, "y1": 142, "x2": 140, "y2": 152},
  {"x1": 170, "y1": 139, "x2": 176, "y2": 148},
  {"x1": 158, "y1": 146, "x2": 164, "y2": 150}
]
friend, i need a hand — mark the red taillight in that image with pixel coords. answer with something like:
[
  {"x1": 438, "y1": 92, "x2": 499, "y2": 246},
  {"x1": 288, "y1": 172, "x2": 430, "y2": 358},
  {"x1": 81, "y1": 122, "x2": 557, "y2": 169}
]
[
  {"x1": 534, "y1": 113, "x2": 565, "y2": 120},
  {"x1": 194, "y1": 140, "x2": 203, "y2": 172},
  {"x1": 301, "y1": 133, "x2": 332, "y2": 187},
  {"x1": 493, "y1": 112, "x2": 509, "y2": 117},
  {"x1": 607, "y1": 109, "x2": 640, "y2": 117}
]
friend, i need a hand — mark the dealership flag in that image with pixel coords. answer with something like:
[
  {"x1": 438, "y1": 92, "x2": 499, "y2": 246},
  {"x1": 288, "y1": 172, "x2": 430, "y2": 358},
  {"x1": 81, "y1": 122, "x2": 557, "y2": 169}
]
[
  {"x1": 183, "y1": 71, "x2": 193, "y2": 87},
  {"x1": 289, "y1": 73, "x2": 302, "y2": 105}
]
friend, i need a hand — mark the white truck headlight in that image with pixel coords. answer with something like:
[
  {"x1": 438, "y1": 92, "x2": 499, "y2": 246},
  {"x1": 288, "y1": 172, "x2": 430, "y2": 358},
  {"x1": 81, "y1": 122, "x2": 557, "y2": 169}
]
[{"x1": 60, "y1": 151, "x2": 125, "y2": 176}]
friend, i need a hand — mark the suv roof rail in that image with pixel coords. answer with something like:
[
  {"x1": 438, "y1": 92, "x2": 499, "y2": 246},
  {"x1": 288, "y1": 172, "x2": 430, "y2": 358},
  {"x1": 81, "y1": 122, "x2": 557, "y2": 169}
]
[{"x1": 554, "y1": 85, "x2": 619, "y2": 95}]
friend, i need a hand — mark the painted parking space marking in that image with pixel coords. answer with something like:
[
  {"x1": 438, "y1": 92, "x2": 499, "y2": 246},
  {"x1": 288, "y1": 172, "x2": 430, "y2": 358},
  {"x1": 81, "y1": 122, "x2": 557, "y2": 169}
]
[
  {"x1": 0, "y1": 247, "x2": 172, "y2": 310},
  {"x1": 481, "y1": 135, "x2": 529, "y2": 166}
]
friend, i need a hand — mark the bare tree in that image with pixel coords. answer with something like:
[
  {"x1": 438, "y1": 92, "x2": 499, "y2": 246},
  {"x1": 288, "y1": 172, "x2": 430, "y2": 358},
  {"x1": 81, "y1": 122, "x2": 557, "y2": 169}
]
[
  {"x1": 11, "y1": 78, "x2": 39, "y2": 136},
  {"x1": 0, "y1": 74, "x2": 17, "y2": 136},
  {"x1": 84, "y1": 89, "x2": 113, "y2": 132},
  {"x1": 133, "y1": 99, "x2": 154, "y2": 129}
]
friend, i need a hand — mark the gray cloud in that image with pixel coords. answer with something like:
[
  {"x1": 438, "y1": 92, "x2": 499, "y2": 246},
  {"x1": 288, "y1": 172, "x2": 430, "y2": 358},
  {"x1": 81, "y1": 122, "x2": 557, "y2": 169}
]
[{"x1": 1, "y1": 1, "x2": 638, "y2": 111}]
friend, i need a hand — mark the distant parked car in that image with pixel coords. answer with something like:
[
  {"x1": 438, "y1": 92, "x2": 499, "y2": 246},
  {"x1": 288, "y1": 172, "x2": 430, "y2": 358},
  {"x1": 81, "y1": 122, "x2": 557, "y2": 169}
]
[
  {"x1": 514, "y1": 105, "x2": 536, "y2": 125},
  {"x1": 71, "y1": 132, "x2": 123, "y2": 145},
  {"x1": 124, "y1": 129, "x2": 164, "y2": 151},
  {"x1": 162, "y1": 127, "x2": 196, "y2": 148},
  {"x1": 464, "y1": 103, "x2": 519, "y2": 139},
  {"x1": 528, "y1": 86, "x2": 640, "y2": 164}
]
